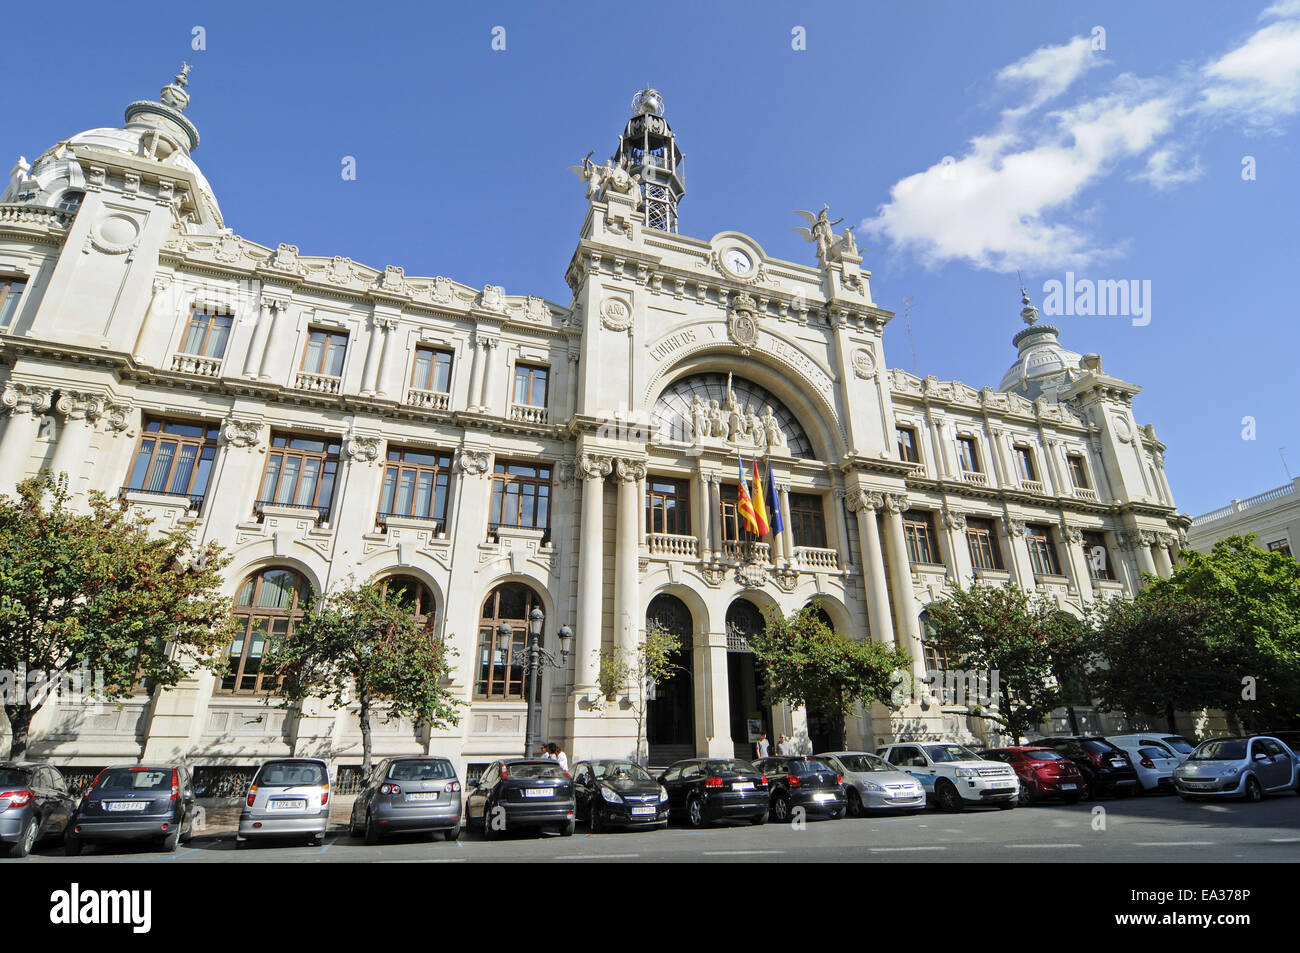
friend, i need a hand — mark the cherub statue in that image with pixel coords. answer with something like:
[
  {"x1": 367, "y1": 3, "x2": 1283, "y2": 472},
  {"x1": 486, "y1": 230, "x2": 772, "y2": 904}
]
[
  {"x1": 605, "y1": 154, "x2": 641, "y2": 198},
  {"x1": 793, "y1": 205, "x2": 844, "y2": 264}
]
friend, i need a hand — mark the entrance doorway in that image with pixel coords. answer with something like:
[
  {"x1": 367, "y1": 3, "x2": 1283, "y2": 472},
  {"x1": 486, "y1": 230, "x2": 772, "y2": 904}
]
[
  {"x1": 645, "y1": 594, "x2": 695, "y2": 765},
  {"x1": 725, "y1": 599, "x2": 772, "y2": 759},
  {"x1": 803, "y1": 602, "x2": 841, "y2": 753}
]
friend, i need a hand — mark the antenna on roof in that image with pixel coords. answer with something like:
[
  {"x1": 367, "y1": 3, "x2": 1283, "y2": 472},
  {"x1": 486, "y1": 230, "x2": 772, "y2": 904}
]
[
  {"x1": 902, "y1": 297, "x2": 918, "y2": 374},
  {"x1": 1281, "y1": 447, "x2": 1293, "y2": 480}
]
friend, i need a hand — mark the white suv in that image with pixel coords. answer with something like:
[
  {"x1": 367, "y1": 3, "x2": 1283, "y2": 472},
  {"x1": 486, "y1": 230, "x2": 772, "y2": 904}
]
[{"x1": 878, "y1": 742, "x2": 1020, "y2": 812}]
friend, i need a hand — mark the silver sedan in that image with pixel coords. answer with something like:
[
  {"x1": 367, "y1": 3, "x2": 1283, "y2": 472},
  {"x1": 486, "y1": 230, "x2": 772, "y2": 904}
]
[{"x1": 817, "y1": 751, "x2": 926, "y2": 816}]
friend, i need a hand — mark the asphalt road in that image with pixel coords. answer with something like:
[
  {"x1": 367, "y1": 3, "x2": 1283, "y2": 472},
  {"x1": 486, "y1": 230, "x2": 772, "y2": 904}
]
[{"x1": 13, "y1": 791, "x2": 1300, "y2": 863}]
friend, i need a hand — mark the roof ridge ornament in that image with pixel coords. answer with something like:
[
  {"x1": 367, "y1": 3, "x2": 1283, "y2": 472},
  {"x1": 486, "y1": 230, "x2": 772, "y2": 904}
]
[
  {"x1": 159, "y1": 62, "x2": 193, "y2": 113},
  {"x1": 1020, "y1": 285, "x2": 1039, "y2": 326}
]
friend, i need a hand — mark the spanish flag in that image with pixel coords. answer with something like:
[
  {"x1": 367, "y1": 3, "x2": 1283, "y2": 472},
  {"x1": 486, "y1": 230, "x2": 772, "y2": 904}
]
[
  {"x1": 751, "y1": 459, "x2": 772, "y2": 537},
  {"x1": 737, "y1": 457, "x2": 769, "y2": 537}
]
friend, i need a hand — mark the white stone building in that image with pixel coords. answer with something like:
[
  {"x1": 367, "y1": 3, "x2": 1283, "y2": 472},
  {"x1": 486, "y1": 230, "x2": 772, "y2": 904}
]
[
  {"x1": 0, "y1": 74, "x2": 1191, "y2": 790},
  {"x1": 1187, "y1": 479, "x2": 1300, "y2": 559}
]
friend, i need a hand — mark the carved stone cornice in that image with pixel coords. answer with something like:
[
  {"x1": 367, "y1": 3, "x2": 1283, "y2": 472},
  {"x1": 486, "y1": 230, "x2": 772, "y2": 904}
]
[
  {"x1": 614, "y1": 457, "x2": 647, "y2": 483},
  {"x1": 1, "y1": 382, "x2": 55, "y2": 417},
  {"x1": 454, "y1": 448, "x2": 492, "y2": 476},
  {"x1": 576, "y1": 452, "x2": 612, "y2": 481},
  {"x1": 221, "y1": 417, "x2": 263, "y2": 449}
]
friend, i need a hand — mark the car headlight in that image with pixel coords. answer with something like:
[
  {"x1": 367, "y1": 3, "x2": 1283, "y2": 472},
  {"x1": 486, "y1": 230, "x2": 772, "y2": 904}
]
[
  {"x1": 1220, "y1": 766, "x2": 1243, "y2": 779},
  {"x1": 600, "y1": 785, "x2": 624, "y2": 804},
  {"x1": 955, "y1": 768, "x2": 976, "y2": 779},
  {"x1": 862, "y1": 781, "x2": 883, "y2": 793},
  {"x1": 659, "y1": 786, "x2": 669, "y2": 803}
]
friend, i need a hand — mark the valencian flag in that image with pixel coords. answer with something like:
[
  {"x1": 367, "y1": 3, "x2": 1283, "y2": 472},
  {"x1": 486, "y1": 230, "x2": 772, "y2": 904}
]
[
  {"x1": 767, "y1": 460, "x2": 785, "y2": 536},
  {"x1": 736, "y1": 457, "x2": 768, "y2": 536},
  {"x1": 751, "y1": 459, "x2": 772, "y2": 537}
]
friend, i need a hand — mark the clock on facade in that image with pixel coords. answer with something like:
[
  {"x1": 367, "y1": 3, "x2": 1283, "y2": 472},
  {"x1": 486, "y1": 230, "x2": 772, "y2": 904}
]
[{"x1": 723, "y1": 247, "x2": 753, "y2": 277}]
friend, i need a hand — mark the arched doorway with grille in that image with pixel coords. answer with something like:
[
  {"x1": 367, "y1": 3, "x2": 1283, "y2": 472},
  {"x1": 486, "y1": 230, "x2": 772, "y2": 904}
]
[
  {"x1": 645, "y1": 593, "x2": 695, "y2": 765},
  {"x1": 725, "y1": 598, "x2": 774, "y2": 760}
]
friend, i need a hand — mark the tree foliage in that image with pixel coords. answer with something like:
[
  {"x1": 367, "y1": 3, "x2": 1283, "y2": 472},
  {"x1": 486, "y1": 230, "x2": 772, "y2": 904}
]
[
  {"x1": 266, "y1": 580, "x2": 463, "y2": 774},
  {"x1": 593, "y1": 622, "x2": 685, "y2": 764},
  {"x1": 748, "y1": 603, "x2": 908, "y2": 751},
  {"x1": 0, "y1": 474, "x2": 233, "y2": 758}
]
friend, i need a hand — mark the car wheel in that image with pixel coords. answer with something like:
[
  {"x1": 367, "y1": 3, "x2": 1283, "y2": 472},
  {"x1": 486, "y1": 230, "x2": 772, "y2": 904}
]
[
  {"x1": 772, "y1": 793, "x2": 792, "y2": 823},
  {"x1": 349, "y1": 811, "x2": 363, "y2": 838},
  {"x1": 160, "y1": 828, "x2": 180, "y2": 852},
  {"x1": 1018, "y1": 781, "x2": 1036, "y2": 807},
  {"x1": 482, "y1": 807, "x2": 498, "y2": 841},
  {"x1": 234, "y1": 837, "x2": 247, "y2": 850},
  {"x1": 686, "y1": 795, "x2": 707, "y2": 829},
  {"x1": 1080, "y1": 777, "x2": 1096, "y2": 801},
  {"x1": 560, "y1": 818, "x2": 576, "y2": 837},
  {"x1": 64, "y1": 833, "x2": 83, "y2": 857},
  {"x1": 180, "y1": 818, "x2": 194, "y2": 845},
  {"x1": 445, "y1": 822, "x2": 461, "y2": 843},
  {"x1": 846, "y1": 788, "x2": 864, "y2": 818},
  {"x1": 10, "y1": 816, "x2": 39, "y2": 858},
  {"x1": 364, "y1": 812, "x2": 380, "y2": 845},
  {"x1": 936, "y1": 781, "x2": 963, "y2": 813},
  {"x1": 589, "y1": 805, "x2": 604, "y2": 833},
  {"x1": 1244, "y1": 775, "x2": 1263, "y2": 803}
]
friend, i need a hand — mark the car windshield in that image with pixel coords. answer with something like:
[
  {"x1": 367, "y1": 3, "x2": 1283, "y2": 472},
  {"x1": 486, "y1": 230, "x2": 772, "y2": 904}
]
[
  {"x1": 1138, "y1": 747, "x2": 1169, "y2": 760},
  {"x1": 1190, "y1": 740, "x2": 1247, "y2": 762},
  {"x1": 837, "y1": 754, "x2": 891, "y2": 773},
  {"x1": 96, "y1": 768, "x2": 172, "y2": 792},
  {"x1": 923, "y1": 745, "x2": 980, "y2": 763},
  {"x1": 388, "y1": 760, "x2": 455, "y2": 781},
  {"x1": 255, "y1": 762, "x2": 328, "y2": 786},
  {"x1": 1161, "y1": 737, "x2": 1196, "y2": 754},
  {"x1": 0, "y1": 768, "x2": 32, "y2": 786},
  {"x1": 706, "y1": 760, "x2": 759, "y2": 776},
  {"x1": 1081, "y1": 740, "x2": 1119, "y2": 755},
  {"x1": 508, "y1": 762, "x2": 567, "y2": 781},
  {"x1": 591, "y1": 761, "x2": 653, "y2": 782},
  {"x1": 789, "y1": 760, "x2": 835, "y2": 774},
  {"x1": 1024, "y1": 750, "x2": 1067, "y2": 761}
]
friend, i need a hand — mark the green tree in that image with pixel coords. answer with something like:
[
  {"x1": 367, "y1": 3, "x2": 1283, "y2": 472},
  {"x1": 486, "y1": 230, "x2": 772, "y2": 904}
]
[
  {"x1": 0, "y1": 474, "x2": 232, "y2": 759},
  {"x1": 748, "y1": 603, "x2": 908, "y2": 751},
  {"x1": 593, "y1": 621, "x2": 685, "y2": 765},
  {"x1": 922, "y1": 583, "x2": 1086, "y2": 743},
  {"x1": 266, "y1": 581, "x2": 463, "y2": 774}
]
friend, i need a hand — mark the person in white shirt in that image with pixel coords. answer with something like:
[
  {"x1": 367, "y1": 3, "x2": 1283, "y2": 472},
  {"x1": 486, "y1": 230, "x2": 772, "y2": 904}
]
[
  {"x1": 550, "y1": 743, "x2": 569, "y2": 774},
  {"x1": 755, "y1": 733, "x2": 771, "y2": 759}
]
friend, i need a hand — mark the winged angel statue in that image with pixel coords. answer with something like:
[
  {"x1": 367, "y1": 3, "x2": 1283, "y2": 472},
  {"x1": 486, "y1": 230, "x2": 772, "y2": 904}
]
[
  {"x1": 570, "y1": 151, "x2": 642, "y2": 202},
  {"x1": 793, "y1": 205, "x2": 858, "y2": 265}
]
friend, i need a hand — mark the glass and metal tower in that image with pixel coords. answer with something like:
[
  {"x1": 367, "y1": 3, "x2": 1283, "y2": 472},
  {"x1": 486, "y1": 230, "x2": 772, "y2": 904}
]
[{"x1": 613, "y1": 87, "x2": 685, "y2": 233}]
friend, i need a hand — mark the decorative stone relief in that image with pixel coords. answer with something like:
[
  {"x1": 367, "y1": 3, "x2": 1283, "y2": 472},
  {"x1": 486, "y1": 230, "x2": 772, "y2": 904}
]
[
  {"x1": 431, "y1": 276, "x2": 454, "y2": 303},
  {"x1": 600, "y1": 296, "x2": 633, "y2": 332},
  {"x1": 478, "y1": 285, "x2": 508, "y2": 313},
  {"x1": 1004, "y1": 517, "x2": 1027, "y2": 537},
  {"x1": 1, "y1": 382, "x2": 54, "y2": 417},
  {"x1": 615, "y1": 457, "x2": 647, "y2": 482},
  {"x1": 379, "y1": 265, "x2": 410, "y2": 296},
  {"x1": 726, "y1": 292, "x2": 759, "y2": 352},
  {"x1": 343, "y1": 431, "x2": 383, "y2": 463},
  {"x1": 941, "y1": 508, "x2": 967, "y2": 531},
  {"x1": 221, "y1": 417, "x2": 263, "y2": 449},
  {"x1": 852, "y1": 346, "x2": 877, "y2": 379},
  {"x1": 883, "y1": 492, "x2": 909, "y2": 514},
  {"x1": 1064, "y1": 525, "x2": 1084, "y2": 544},
  {"x1": 100, "y1": 402, "x2": 132, "y2": 433},
  {"x1": 454, "y1": 448, "x2": 492, "y2": 476},
  {"x1": 844, "y1": 488, "x2": 884, "y2": 513},
  {"x1": 268, "y1": 243, "x2": 304, "y2": 275},
  {"x1": 55, "y1": 391, "x2": 107, "y2": 422},
  {"x1": 577, "y1": 452, "x2": 612, "y2": 481}
]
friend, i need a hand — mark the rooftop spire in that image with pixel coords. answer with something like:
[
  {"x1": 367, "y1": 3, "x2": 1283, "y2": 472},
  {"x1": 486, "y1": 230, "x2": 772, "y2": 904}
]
[
  {"x1": 124, "y1": 61, "x2": 200, "y2": 153},
  {"x1": 159, "y1": 62, "x2": 193, "y2": 113},
  {"x1": 1020, "y1": 285, "x2": 1039, "y2": 326}
]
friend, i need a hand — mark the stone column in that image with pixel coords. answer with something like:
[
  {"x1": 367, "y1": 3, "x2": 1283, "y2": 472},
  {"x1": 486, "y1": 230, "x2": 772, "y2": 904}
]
[
  {"x1": 613, "y1": 457, "x2": 646, "y2": 655},
  {"x1": 637, "y1": 473, "x2": 647, "y2": 549},
  {"x1": 256, "y1": 296, "x2": 290, "y2": 380},
  {"x1": 466, "y1": 335, "x2": 485, "y2": 411},
  {"x1": 708, "y1": 474, "x2": 723, "y2": 560},
  {"x1": 694, "y1": 464, "x2": 711, "y2": 560},
  {"x1": 479, "y1": 338, "x2": 500, "y2": 412},
  {"x1": 50, "y1": 391, "x2": 106, "y2": 489},
  {"x1": 882, "y1": 493, "x2": 926, "y2": 678},
  {"x1": 574, "y1": 453, "x2": 610, "y2": 689},
  {"x1": 374, "y1": 316, "x2": 399, "y2": 397},
  {"x1": 1133, "y1": 531, "x2": 1159, "y2": 581},
  {"x1": 846, "y1": 489, "x2": 895, "y2": 646},
  {"x1": 1062, "y1": 525, "x2": 1096, "y2": 603},
  {"x1": 1151, "y1": 534, "x2": 1174, "y2": 579},
  {"x1": 704, "y1": 631, "x2": 733, "y2": 758},
  {"x1": 242, "y1": 293, "x2": 275, "y2": 377},
  {"x1": 360, "y1": 314, "x2": 385, "y2": 395},
  {"x1": 131, "y1": 275, "x2": 175, "y2": 363},
  {"x1": 941, "y1": 508, "x2": 974, "y2": 585},
  {"x1": 0, "y1": 383, "x2": 54, "y2": 490},
  {"x1": 777, "y1": 483, "x2": 794, "y2": 566}
]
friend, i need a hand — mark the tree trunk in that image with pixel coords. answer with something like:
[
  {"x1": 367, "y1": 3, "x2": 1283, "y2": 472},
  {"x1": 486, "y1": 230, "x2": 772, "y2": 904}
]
[
  {"x1": 1066, "y1": 706, "x2": 1080, "y2": 735},
  {"x1": 5, "y1": 704, "x2": 33, "y2": 760},
  {"x1": 358, "y1": 685, "x2": 373, "y2": 777},
  {"x1": 1165, "y1": 701, "x2": 1178, "y2": 737}
]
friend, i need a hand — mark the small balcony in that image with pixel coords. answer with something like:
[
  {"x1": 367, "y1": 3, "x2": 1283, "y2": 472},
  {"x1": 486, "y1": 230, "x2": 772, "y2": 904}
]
[
  {"x1": 488, "y1": 520, "x2": 550, "y2": 546},
  {"x1": 647, "y1": 533, "x2": 698, "y2": 559},
  {"x1": 1072, "y1": 486, "x2": 1098, "y2": 502},
  {"x1": 1020, "y1": 480, "x2": 1045, "y2": 495},
  {"x1": 171, "y1": 353, "x2": 223, "y2": 378},
  {"x1": 375, "y1": 511, "x2": 445, "y2": 534},
  {"x1": 509, "y1": 404, "x2": 548, "y2": 425},
  {"x1": 960, "y1": 469, "x2": 988, "y2": 486},
  {"x1": 405, "y1": 388, "x2": 450, "y2": 411},
  {"x1": 119, "y1": 486, "x2": 205, "y2": 515},
  {"x1": 794, "y1": 546, "x2": 840, "y2": 570},
  {"x1": 294, "y1": 371, "x2": 342, "y2": 395},
  {"x1": 722, "y1": 540, "x2": 769, "y2": 563},
  {"x1": 255, "y1": 499, "x2": 330, "y2": 525}
]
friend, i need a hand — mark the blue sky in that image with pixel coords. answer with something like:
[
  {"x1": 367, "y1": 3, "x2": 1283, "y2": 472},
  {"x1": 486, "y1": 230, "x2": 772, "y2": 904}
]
[{"x1": 6, "y1": 1, "x2": 1299, "y2": 515}]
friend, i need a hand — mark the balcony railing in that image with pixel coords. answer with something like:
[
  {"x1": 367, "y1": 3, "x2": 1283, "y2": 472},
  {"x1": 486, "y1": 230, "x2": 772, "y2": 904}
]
[
  {"x1": 375, "y1": 512, "x2": 444, "y2": 533},
  {"x1": 1020, "y1": 480, "x2": 1045, "y2": 495},
  {"x1": 795, "y1": 546, "x2": 840, "y2": 570},
  {"x1": 960, "y1": 469, "x2": 988, "y2": 486},
  {"x1": 509, "y1": 404, "x2": 548, "y2": 425},
  {"x1": 0, "y1": 203, "x2": 75, "y2": 229},
  {"x1": 488, "y1": 520, "x2": 550, "y2": 545},
  {"x1": 406, "y1": 388, "x2": 450, "y2": 411},
  {"x1": 171, "y1": 353, "x2": 223, "y2": 377},
  {"x1": 722, "y1": 540, "x2": 770, "y2": 563},
  {"x1": 120, "y1": 486, "x2": 205, "y2": 514},
  {"x1": 647, "y1": 533, "x2": 698, "y2": 559},
  {"x1": 255, "y1": 499, "x2": 330, "y2": 523},
  {"x1": 1072, "y1": 486, "x2": 1098, "y2": 502},
  {"x1": 294, "y1": 371, "x2": 342, "y2": 395}
]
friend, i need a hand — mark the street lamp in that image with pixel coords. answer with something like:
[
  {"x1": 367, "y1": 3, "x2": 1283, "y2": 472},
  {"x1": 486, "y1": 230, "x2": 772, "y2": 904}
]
[{"x1": 499, "y1": 608, "x2": 572, "y2": 759}]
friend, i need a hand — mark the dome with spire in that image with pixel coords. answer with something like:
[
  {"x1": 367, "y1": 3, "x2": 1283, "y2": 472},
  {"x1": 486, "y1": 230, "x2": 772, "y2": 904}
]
[
  {"x1": 2, "y1": 64, "x2": 223, "y2": 228},
  {"x1": 997, "y1": 287, "x2": 1084, "y2": 401}
]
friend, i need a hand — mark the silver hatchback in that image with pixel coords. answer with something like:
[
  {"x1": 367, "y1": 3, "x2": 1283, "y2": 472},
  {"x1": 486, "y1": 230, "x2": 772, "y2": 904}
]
[
  {"x1": 1174, "y1": 736, "x2": 1299, "y2": 801},
  {"x1": 349, "y1": 757, "x2": 463, "y2": 843},
  {"x1": 237, "y1": 758, "x2": 331, "y2": 848},
  {"x1": 818, "y1": 751, "x2": 926, "y2": 815}
]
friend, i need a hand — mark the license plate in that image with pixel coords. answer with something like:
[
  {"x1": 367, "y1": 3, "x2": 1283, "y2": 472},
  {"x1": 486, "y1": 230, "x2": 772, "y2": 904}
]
[
  {"x1": 405, "y1": 792, "x2": 437, "y2": 802},
  {"x1": 270, "y1": 799, "x2": 307, "y2": 811},
  {"x1": 1110, "y1": 759, "x2": 1125, "y2": 767},
  {"x1": 1061, "y1": 783, "x2": 1077, "y2": 790},
  {"x1": 107, "y1": 801, "x2": 148, "y2": 812},
  {"x1": 523, "y1": 788, "x2": 554, "y2": 798},
  {"x1": 630, "y1": 806, "x2": 655, "y2": 816},
  {"x1": 732, "y1": 782, "x2": 753, "y2": 791},
  {"x1": 992, "y1": 781, "x2": 1015, "y2": 787},
  {"x1": 813, "y1": 792, "x2": 835, "y2": 801}
]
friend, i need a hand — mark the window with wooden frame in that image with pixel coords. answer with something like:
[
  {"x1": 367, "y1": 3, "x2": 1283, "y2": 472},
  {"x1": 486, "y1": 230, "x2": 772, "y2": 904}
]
[
  {"x1": 301, "y1": 328, "x2": 348, "y2": 378},
  {"x1": 489, "y1": 461, "x2": 551, "y2": 534},
  {"x1": 788, "y1": 493, "x2": 827, "y2": 548},
  {"x1": 475, "y1": 583, "x2": 544, "y2": 700},
  {"x1": 903, "y1": 510, "x2": 940, "y2": 565},
  {"x1": 645, "y1": 478, "x2": 690, "y2": 535},
  {"x1": 179, "y1": 310, "x2": 234, "y2": 359},
  {"x1": 1026, "y1": 524, "x2": 1061, "y2": 576},
  {"x1": 257, "y1": 433, "x2": 342, "y2": 519},
  {"x1": 957, "y1": 436, "x2": 981, "y2": 473},
  {"x1": 411, "y1": 347, "x2": 453, "y2": 394},
  {"x1": 1268, "y1": 539, "x2": 1293, "y2": 558},
  {"x1": 1014, "y1": 446, "x2": 1037, "y2": 483},
  {"x1": 222, "y1": 568, "x2": 309, "y2": 694},
  {"x1": 719, "y1": 491, "x2": 759, "y2": 544},
  {"x1": 1082, "y1": 531, "x2": 1114, "y2": 580},
  {"x1": 378, "y1": 575, "x2": 436, "y2": 632},
  {"x1": 0, "y1": 276, "x2": 27, "y2": 330},
  {"x1": 1067, "y1": 453, "x2": 1090, "y2": 490},
  {"x1": 124, "y1": 418, "x2": 219, "y2": 507},
  {"x1": 379, "y1": 447, "x2": 451, "y2": 524},
  {"x1": 512, "y1": 363, "x2": 549, "y2": 408},
  {"x1": 896, "y1": 426, "x2": 921, "y2": 464},
  {"x1": 966, "y1": 517, "x2": 1003, "y2": 571}
]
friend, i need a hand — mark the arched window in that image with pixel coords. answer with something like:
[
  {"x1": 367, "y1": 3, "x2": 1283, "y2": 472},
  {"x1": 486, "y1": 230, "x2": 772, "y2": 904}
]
[
  {"x1": 223, "y1": 568, "x2": 310, "y2": 693},
  {"x1": 725, "y1": 599, "x2": 765, "y2": 652},
  {"x1": 918, "y1": 610, "x2": 949, "y2": 674},
  {"x1": 378, "y1": 575, "x2": 436, "y2": 631},
  {"x1": 57, "y1": 190, "x2": 84, "y2": 213},
  {"x1": 475, "y1": 583, "x2": 544, "y2": 699}
]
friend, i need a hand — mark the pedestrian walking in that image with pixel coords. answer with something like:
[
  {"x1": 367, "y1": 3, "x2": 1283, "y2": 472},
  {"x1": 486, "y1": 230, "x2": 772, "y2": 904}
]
[
  {"x1": 550, "y1": 742, "x2": 569, "y2": 774},
  {"x1": 755, "y1": 732, "x2": 770, "y2": 759}
]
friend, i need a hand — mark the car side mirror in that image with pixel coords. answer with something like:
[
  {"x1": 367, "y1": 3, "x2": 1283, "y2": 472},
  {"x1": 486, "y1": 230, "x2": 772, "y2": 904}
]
[{"x1": 1254, "y1": 753, "x2": 1269, "y2": 762}]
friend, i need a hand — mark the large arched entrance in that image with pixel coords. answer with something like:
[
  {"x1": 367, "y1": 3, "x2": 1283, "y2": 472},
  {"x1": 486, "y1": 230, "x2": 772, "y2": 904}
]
[
  {"x1": 725, "y1": 598, "x2": 773, "y2": 759},
  {"x1": 645, "y1": 594, "x2": 695, "y2": 765},
  {"x1": 802, "y1": 603, "x2": 840, "y2": 754}
]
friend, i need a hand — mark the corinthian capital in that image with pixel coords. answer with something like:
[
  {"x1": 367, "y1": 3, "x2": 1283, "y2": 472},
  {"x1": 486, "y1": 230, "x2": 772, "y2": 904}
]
[
  {"x1": 615, "y1": 457, "x2": 647, "y2": 482},
  {"x1": 2, "y1": 381, "x2": 55, "y2": 417},
  {"x1": 454, "y1": 448, "x2": 493, "y2": 476},
  {"x1": 941, "y1": 508, "x2": 967, "y2": 531},
  {"x1": 55, "y1": 391, "x2": 107, "y2": 422},
  {"x1": 1003, "y1": 517, "x2": 1026, "y2": 538},
  {"x1": 883, "y1": 492, "x2": 909, "y2": 514},
  {"x1": 343, "y1": 431, "x2": 383, "y2": 463}
]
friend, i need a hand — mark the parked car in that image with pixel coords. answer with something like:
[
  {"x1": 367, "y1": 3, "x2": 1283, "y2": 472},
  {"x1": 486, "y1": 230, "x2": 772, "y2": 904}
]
[
  {"x1": 658, "y1": 758, "x2": 769, "y2": 828},
  {"x1": 876, "y1": 742, "x2": 1019, "y2": 812},
  {"x1": 349, "y1": 757, "x2": 462, "y2": 843},
  {"x1": 753, "y1": 756, "x2": 846, "y2": 821},
  {"x1": 1256, "y1": 730, "x2": 1300, "y2": 758},
  {"x1": 237, "y1": 758, "x2": 331, "y2": 848},
  {"x1": 1109, "y1": 732, "x2": 1196, "y2": 764},
  {"x1": 1106, "y1": 737, "x2": 1181, "y2": 792},
  {"x1": 572, "y1": 759, "x2": 669, "y2": 832},
  {"x1": 1, "y1": 762, "x2": 75, "y2": 858},
  {"x1": 1031, "y1": 736, "x2": 1140, "y2": 799},
  {"x1": 465, "y1": 759, "x2": 575, "y2": 838},
  {"x1": 980, "y1": 747, "x2": 1084, "y2": 805},
  {"x1": 1174, "y1": 736, "x2": 1300, "y2": 802},
  {"x1": 816, "y1": 751, "x2": 926, "y2": 815},
  {"x1": 65, "y1": 764, "x2": 197, "y2": 855}
]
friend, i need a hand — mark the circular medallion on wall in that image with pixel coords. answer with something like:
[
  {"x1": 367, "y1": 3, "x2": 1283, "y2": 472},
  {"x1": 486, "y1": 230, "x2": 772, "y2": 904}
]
[
  {"x1": 600, "y1": 296, "x2": 633, "y2": 331},
  {"x1": 852, "y1": 346, "x2": 877, "y2": 379},
  {"x1": 90, "y1": 213, "x2": 141, "y2": 254}
]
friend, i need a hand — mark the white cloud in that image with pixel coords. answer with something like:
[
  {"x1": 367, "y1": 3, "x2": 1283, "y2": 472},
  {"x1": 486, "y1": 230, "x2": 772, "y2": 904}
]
[
  {"x1": 1262, "y1": 1, "x2": 1300, "y2": 19},
  {"x1": 996, "y1": 36, "x2": 1102, "y2": 117},
  {"x1": 1133, "y1": 148, "x2": 1205, "y2": 189},
  {"x1": 1200, "y1": 18, "x2": 1300, "y2": 125}
]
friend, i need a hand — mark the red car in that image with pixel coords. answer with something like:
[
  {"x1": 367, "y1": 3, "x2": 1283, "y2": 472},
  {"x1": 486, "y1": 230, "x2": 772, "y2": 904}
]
[{"x1": 979, "y1": 747, "x2": 1085, "y2": 805}]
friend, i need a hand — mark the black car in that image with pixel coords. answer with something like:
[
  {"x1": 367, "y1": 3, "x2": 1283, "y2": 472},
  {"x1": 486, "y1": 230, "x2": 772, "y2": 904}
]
[
  {"x1": 753, "y1": 756, "x2": 846, "y2": 822},
  {"x1": 1, "y1": 762, "x2": 75, "y2": 858},
  {"x1": 658, "y1": 758, "x2": 769, "y2": 828},
  {"x1": 465, "y1": 759, "x2": 575, "y2": 839},
  {"x1": 573, "y1": 759, "x2": 669, "y2": 832},
  {"x1": 65, "y1": 763, "x2": 197, "y2": 855},
  {"x1": 1032, "y1": 737, "x2": 1140, "y2": 799}
]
